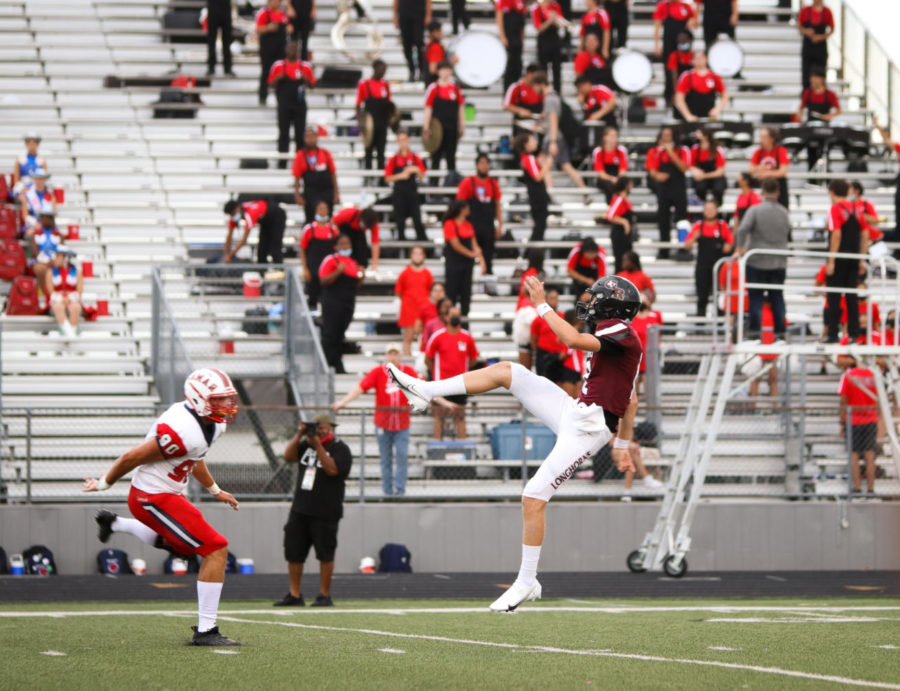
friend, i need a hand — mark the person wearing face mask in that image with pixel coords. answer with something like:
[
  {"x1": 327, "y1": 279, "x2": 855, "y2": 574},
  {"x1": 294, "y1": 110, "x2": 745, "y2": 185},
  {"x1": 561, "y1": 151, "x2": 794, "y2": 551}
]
[
  {"x1": 319, "y1": 234, "x2": 365, "y2": 374},
  {"x1": 298, "y1": 200, "x2": 339, "y2": 310},
  {"x1": 332, "y1": 205, "x2": 380, "y2": 270},
  {"x1": 666, "y1": 30, "x2": 694, "y2": 103},
  {"x1": 442, "y1": 199, "x2": 486, "y2": 317},
  {"x1": 222, "y1": 198, "x2": 287, "y2": 265}
]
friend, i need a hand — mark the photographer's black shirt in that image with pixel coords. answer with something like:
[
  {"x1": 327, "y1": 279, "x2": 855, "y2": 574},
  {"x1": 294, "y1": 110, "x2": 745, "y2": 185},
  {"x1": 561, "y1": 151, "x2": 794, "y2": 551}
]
[{"x1": 290, "y1": 438, "x2": 353, "y2": 521}]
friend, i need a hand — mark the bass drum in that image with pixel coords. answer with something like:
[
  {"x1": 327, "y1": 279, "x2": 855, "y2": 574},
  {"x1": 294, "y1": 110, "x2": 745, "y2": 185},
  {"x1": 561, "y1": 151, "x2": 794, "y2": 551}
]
[
  {"x1": 708, "y1": 38, "x2": 744, "y2": 78},
  {"x1": 450, "y1": 32, "x2": 507, "y2": 88},
  {"x1": 610, "y1": 50, "x2": 653, "y2": 94}
]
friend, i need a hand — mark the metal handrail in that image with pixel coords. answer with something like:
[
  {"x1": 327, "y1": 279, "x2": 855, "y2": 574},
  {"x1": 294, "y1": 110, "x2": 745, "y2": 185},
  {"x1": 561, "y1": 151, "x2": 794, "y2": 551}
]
[{"x1": 151, "y1": 266, "x2": 194, "y2": 404}]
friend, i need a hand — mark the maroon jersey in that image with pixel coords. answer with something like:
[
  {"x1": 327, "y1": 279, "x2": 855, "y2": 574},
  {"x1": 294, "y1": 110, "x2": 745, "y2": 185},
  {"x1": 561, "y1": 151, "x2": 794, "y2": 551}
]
[{"x1": 577, "y1": 318, "x2": 642, "y2": 420}]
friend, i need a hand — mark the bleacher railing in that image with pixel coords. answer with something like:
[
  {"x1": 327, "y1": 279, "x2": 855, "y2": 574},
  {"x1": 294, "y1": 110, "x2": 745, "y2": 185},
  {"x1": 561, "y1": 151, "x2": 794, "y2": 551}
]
[
  {"x1": 151, "y1": 267, "x2": 194, "y2": 405},
  {"x1": 285, "y1": 267, "x2": 333, "y2": 409}
]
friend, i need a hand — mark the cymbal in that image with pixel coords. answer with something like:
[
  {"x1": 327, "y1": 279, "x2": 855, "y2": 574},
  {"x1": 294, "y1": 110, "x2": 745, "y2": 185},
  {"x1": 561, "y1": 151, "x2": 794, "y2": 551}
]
[{"x1": 422, "y1": 118, "x2": 443, "y2": 154}]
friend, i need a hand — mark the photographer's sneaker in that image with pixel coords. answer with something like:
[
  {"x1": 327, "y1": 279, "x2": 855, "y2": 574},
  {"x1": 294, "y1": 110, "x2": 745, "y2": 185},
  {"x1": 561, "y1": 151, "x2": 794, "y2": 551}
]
[
  {"x1": 489, "y1": 579, "x2": 542, "y2": 613},
  {"x1": 386, "y1": 363, "x2": 430, "y2": 412}
]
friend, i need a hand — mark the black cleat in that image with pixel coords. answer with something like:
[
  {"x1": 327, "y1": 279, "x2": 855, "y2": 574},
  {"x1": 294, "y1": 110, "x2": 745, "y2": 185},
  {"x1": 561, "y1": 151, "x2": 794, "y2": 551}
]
[
  {"x1": 311, "y1": 594, "x2": 334, "y2": 607},
  {"x1": 95, "y1": 510, "x2": 116, "y2": 543},
  {"x1": 190, "y1": 626, "x2": 241, "y2": 646},
  {"x1": 273, "y1": 593, "x2": 305, "y2": 607}
]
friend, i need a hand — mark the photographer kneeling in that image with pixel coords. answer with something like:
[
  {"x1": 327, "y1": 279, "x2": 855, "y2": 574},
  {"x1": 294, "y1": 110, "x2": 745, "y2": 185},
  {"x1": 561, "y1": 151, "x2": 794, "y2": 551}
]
[{"x1": 275, "y1": 413, "x2": 353, "y2": 607}]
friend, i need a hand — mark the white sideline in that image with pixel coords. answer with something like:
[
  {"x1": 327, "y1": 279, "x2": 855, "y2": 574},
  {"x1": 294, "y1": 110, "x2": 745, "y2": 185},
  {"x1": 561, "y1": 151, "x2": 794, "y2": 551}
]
[{"x1": 214, "y1": 615, "x2": 900, "y2": 690}]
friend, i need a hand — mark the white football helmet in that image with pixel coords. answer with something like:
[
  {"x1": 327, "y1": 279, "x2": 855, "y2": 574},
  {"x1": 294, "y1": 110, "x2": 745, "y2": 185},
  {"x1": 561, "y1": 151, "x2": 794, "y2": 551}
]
[{"x1": 184, "y1": 368, "x2": 239, "y2": 423}]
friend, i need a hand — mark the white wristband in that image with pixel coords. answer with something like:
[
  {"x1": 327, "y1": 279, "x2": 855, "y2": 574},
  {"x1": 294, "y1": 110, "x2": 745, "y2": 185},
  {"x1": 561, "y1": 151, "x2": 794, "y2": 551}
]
[
  {"x1": 536, "y1": 302, "x2": 553, "y2": 318},
  {"x1": 96, "y1": 476, "x2": 110, "y2": 491},
  {"x1": 207, "y1": 482, "x2": 222, "y2": 496},
  {"x1": 613, "y1": 438, "x2": 630, "y2": 449}
]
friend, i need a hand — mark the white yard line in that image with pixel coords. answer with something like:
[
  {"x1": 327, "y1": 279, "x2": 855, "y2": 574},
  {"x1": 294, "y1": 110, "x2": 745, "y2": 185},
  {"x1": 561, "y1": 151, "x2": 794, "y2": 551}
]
[
  {"x1": 705, "y1": 617, "x2": 895, "y2": 624},
  {"x1": 213, "y1": 615, "x2": 900, "y2": 690}
]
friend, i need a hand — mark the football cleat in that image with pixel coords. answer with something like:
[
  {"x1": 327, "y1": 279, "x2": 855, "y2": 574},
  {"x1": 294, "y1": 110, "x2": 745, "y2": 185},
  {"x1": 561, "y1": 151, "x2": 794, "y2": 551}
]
[
  {"x1": 95, "y1": 509, "x2": 116, "y2": 544},
  {"x1": 190, "y1": 626, "x2": 241, "y2": 646},
  {"x1": 386, "y1": 363, "x2": 430, "y2": 413},
  {"x1": 489, "y1": 580, "x2": 542, "y2": 613}
]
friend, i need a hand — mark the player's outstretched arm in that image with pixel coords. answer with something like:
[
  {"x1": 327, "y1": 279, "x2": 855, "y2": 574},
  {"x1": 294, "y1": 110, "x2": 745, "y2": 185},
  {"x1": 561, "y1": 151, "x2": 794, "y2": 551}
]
[
  {"x1": 81, "y1": 438, "x2": 165, "y2": 492},
  {"x1": 525, "y1": 275, "x2": 602, "y2": 352},
  {"x1": 194, "y1": 460, "x2": 239, "y2": 510},
  {"x1": 611, "y1": 391, "x2": 638, "y2": 473}
]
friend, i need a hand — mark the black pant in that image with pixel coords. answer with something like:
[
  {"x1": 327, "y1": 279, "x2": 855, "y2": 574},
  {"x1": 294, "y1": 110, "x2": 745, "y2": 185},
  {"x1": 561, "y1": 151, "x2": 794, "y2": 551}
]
[
  {"x1": 393, "y1": 190, "x2": 426, "y2": 241},
  {"x1": 703, "y1": 18, "x2": 734, "y2": 49},
  {"x1": 895, "y1": 189, "x2": 900, "y2": 236},
  {"x1": 607, "y1": 0, "x2": 629, "y2": 48},
  {"x1": 431, "y1": 123, "x2": 459, "y2": 172},
  {"x1": 445, "y1": 260, "x2": 474, "y2": 315},
  {"x1": 474, "y1": 225, "x2": 496, "y2": 275},
  {"x1": 257, "y1": 204, "x2": 286, "y2": 264},
  {"x1": 537, "y1": 35, "x2": 561, "y2": 93},
  {"x1": 206, "y1": 9, "x2": 233, "y2": 72},
  {"x1": 504, "y1": 42, "x2": 524, "y2": 91},
  {"x1": 695, "y1": 261, "x2": 716, "y2": 316},
  {"x1": 695, "y1": 176, "x2": 726, "y2": 205},
  {"x1": 365, "y1": 124, "x2": 388, "y2": 171},
  {"x1": 259, "y1": 43, "x2": 283, "y2": 102},
  {"x1": 801, "y1": 46, "x2": 827, "y2": 91},
  {"x1": 284, "y1": 511, "x2": 339, "y2": 563},
  {"x1": 450, "y1": 0, "x2": 469, "y2": 34},
  {"x1": 293, "y1": 18, "x2": 313, "y2": 60},
  {"x1": 656, "y1": 180, "x2": 687, "y2": 252},
  {"x1": 825, "y1": 260, "x2": 859, "y2": 342},
  {"x1": 746, "y1": 265, "x2": 786, "y2": 338},
  {"x1": 527, "y1": 185, "x2": 549, "y2": 242},
  {"x1": 400, "y1": 17, "x2": 425, "y2": 79},
  {"x1": 277, "y1": 100, "x2": 306, "y2": 168},
  {"x1": 321, "y1": 294, "x2": 355, "y2": 373},
  {"x1": 610, "y1": 224, "x2": 632, "y2": 273}
]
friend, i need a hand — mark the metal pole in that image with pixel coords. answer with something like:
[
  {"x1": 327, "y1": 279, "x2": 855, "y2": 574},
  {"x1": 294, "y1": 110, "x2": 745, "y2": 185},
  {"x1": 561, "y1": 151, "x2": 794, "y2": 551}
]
[
  {"x1": 845, "y1": 409, "x2": 854, "y2": 501},
  {"x1": 25, "y1": 409, "x2": 31, "y2": 504},
  {"x1": 798, "y1": 325, "x2": 808, "y2": 496},
  {"x1": 359, "y1": 409, "x2": 366, "y2": 504},
  {"x1": 520, "y1": 406, "x2": 528, "y2": 489}
]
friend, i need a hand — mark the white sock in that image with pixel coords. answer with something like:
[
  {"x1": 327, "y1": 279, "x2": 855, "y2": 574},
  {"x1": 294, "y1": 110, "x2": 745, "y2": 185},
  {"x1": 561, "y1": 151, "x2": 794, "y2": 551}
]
[
  {"x1": 111, "y1": 517, "x2": 158, "y2": 546},
  {"x1": 418, "y1": 373, "x2": 467, "y2": 398},
  {"x1": 516, "y1": 544, "x2": 542, "y2": 587},
  {"x1": 197, "y1": 581, "x2": 223, "y2": 633}
]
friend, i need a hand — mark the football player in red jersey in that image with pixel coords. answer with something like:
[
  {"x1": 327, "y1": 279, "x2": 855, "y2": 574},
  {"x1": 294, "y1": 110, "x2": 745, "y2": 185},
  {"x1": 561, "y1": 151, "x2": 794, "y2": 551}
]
[
  {"x1": 83, "y1": 369, "x2": 241, "y2": 646},
  {"x1": 389, "y1": 275, "x2": 643, "y2": 612}
]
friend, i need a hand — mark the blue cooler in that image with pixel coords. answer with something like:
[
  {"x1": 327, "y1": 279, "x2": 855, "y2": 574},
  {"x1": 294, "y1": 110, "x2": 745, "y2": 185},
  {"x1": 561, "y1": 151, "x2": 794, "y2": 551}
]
[{"x1": 490, "y1": 422, "x2": 556, "y2": 460}]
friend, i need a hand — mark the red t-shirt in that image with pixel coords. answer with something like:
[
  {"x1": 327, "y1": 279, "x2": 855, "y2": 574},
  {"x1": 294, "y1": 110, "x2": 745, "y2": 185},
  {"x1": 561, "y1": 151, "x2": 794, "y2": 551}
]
[
  {"x1": 256, "y1": 7, "x2": 288, "y2": 29},
  {"x1": 735, "y1": 190, "x2": 761, "y2": 221},
  {"x1": 292, "y1": 147, "x2": 336, "y2": 178},
  {"x1": 229, "y1": 200, "x2": 267, "y2": 231},
  {"x1": 690, "y1": 144, "x2": 726, "y2": 169},
  {"x1": 424, "y1": 40, "x2": 445, "y2": 66},
  {"x1": 457, "y1": 175, "x2": 502, "y2": 205},
  {"x1": 606, "y1": 194, "x2": 633, "y2": 221},
  {"x1": 567, "y1": 242, "x2": 608, "y2": 280},
  {"x1": 359, "y1": 363, "x2": 418, "y2": 431},
  {"x1": 798, "y1": 5, "x2": 834, "y2": 29},
  {"x1": 686, "y1": 219, "x2": 734, "y2": 244},
  {"x1": 497, "y1": 0, "x2": 527, "y2": 13},
  {"x1": 750, "y1": 145, "x2": 790, "y2": 170},
  {"x1": 666, "y1": 49, "x2": 694, "y2": 71},
  {"x1": 395, "y1": 266, "x2": 434, "y2": 328},
  {"x1": 426, "y1": 329, "x2": 479, "y2": 380},
  {"x1": 356, "y1": 78, "x2": 391, "y2": 106},
  {"x1": 574, "y1": 50, "x2": 607, "y2": 75},
  {"x1": 504, "y1": 80, "x2": 544, "y2": 109},
  {"x1": 385, "y1": 151, "x2": 427, "y2": 179},
  {"x1": 617, "y1": 270, "x2": 655, "y2": 296},
  {"x1": 838, "y1": 367, "x2": 878, "y2": 425},
  {"x1": 299, "y1": 221, "x2": 339, "y2": 250},
  {"x1": 333, "y1": 206, "x2": 380, "y2": 245},
  {"x1": 801, "y1": 87, "x2": 839, "y2": 112},
  {"x1": 583, "y1": 84, "x2": 615, "y2": 115},
  {"x1": 443, "y1": 219, "x2": 475, "y2": 243},
  {"x1": 842, "y1": 299, "x2": 880, "y2": 327},
  {"x1": 421, "y1": 315, "x2": 445, "y2": 351},
  {"x1": 856, "y1": 198, "x2": 883, "y2": 242},
  {"x1": 592, "y1": 145, "x2": 628, "y2": 174},
  {"x1": 419, "y1": 300, "x2": 438, "y2": 324},
  {"x1": 424, "y1": 81, "x2": 464, "y2": 107},
  {"x1": 646, "y1": 145, "x2": 690, "y2": 171},
  {"x1": 828, "y1": 199, "x2": 860, "y2": 233},
  {"x1": 675, "y1": 69, "x2": 725, "y2": 95},
  {"x1": 532, "y1": 1, "x2": 564, "y2": 29},
  {"x1": 516, "y1": 267, "x2": 539, "y2": 310},
  {"x1": 580, "y1": 8, "x2": 611, "y2": 35},
  {"x1": 521, "y1": 153, "x2": 543, "y2": 181},
  {"x1": 318, "y1": 253, "x2": 362, "y2": 279},
  {"x1": 652, "y1": 1, "x2": 696, "y2": 22},
  {"x1": 630, "y1": 309, "x2": 664, "y2": 373},
  {"x1": 268, "y1": 59, "x2": 315, "y2": 85},
  {"x1": 531, "y1": 311, "x2": 567, "y2": 353}
]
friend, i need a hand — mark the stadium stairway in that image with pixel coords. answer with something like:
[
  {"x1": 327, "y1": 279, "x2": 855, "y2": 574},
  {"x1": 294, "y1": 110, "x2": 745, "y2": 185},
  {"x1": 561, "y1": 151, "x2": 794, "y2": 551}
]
[{"x1": 0, "y1": 0, "x2": 896, "y2": 500}]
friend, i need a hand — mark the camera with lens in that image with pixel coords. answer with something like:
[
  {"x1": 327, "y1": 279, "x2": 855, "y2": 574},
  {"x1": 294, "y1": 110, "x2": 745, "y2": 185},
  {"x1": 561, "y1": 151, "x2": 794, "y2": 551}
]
[{"x1": 302, "y1": 421, "x2": 318, "y2": 437}]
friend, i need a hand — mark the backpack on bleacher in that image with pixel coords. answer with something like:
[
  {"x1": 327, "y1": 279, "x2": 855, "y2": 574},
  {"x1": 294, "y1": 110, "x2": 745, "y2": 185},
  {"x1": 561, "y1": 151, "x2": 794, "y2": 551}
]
[
  {"x1": 378, "y1": 543, "x2": 412, "y2": 573},
  {"x1": 23, "y1": 545, "x2": 57, "y2": 575},
  {"x1": 0, "y1": 239, "x2": 26, "y2": 281},
  {"x1": 97, "y1": 548, "x2": 133, "y2": 575},
  {"x1": 6, "y1": 276, "x2": 39, "y2": 315}
]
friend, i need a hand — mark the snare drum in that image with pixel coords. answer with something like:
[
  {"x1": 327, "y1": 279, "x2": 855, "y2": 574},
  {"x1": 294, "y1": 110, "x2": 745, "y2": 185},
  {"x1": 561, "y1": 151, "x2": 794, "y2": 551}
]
[
  {"x1": 450, "y1": 32, "x2": 507, "y2": 88},
  {"x1": 610, "y1": 50, "x2": 653, "y2": 94},
  {"x1": 708, "y1": 38, "x2": 744, "y2": 78}
]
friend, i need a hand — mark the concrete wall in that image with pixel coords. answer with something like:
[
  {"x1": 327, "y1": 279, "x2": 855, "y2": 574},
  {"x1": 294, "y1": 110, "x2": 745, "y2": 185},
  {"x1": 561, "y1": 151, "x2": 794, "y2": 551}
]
[{"x1": 1, "y1": 501, "x2": 899, "y2": 575}]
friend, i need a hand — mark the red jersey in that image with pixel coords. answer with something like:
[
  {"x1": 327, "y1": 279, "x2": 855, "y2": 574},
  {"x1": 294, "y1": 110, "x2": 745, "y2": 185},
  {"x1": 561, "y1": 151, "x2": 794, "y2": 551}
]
[
  {"x1": 268, "y1": 59, "x2": 315, "y2": 85},
  {"x1": 592, "y1": 145, "x2": 628, "y2": 173},
  {"x1": 583, "y1": 84, "x2": 615, "y2": 115},
  {"x1": 686, "y1": 219, "x2": 734, "y2": 244},
  {"x1": 567, "y1": 241, "x2": 608, "y2": 280},
  {"x1": 855, "y1": 198, "x2": 882, "y2": 242},
  {"x1": 356, "y1": 78, "x2": 391, "y2": 106},
  {"x1": 229, "y1": 200, "x2": 267, "y2": 231},
  {"x1": 395, "y1": 266, "x2": 434, "y2": 328},
  {"x1": 503, "y1": 80, "x2": 544, "y2": 109},
  {"x1": 419, "y1": 300, "x2": 438, "y2": 325},
  {"x1": 424, "y1": 40, "x2": 445, "y2": 66},
  {"x1": 385, "y1": 151, "x2": 427, "y2": 179},
  {"x1": 828, "y1": 199, "x2": 861, "y2": 233},
  {"x1": 734, "y1": 190, "x2": 761, "y2": 221},
  {"x1": 333, "y1": 206, "x2": 380, "y2": 245},
  {"x1": 577, "y1": 318, "x2": 643, "y2": 418},
  {"x1": 497, "y1": 0, "x2": 528, "y2": 13},
  {"x1": 563, "y1": 348, "x2": 587, "y2": 375},
  {"x1": 798, "y1": 5, "x2": 834, "y2": 29},
  {"x1": 256, "y1": 6, "x2": 288, "y2": 29},
  {"x1": 426, "y1": 329, "x2": 479, "y2": 380},
  {"x1": 292, "y1": 147, "x2": 336, "y2": 178},
  {"x1": 443, "y1": 218, "x2": 475, "y2": 243},
  {"x1": 838, "y1": 367, "x2": 878, "y2": 425},
  {"x1": 318, "y1": 253, "x2": 362, "y2": 279},
  {"x1": 606, "y1": 194, "x2": 633, "y2": 221},
  {"x1": 574, "y1": 50, "x2": 607, "y2": 75},
  {"x1": 516, "y1": 267, "x2": 539, "y2": 310},
  {"x1": 801, "y1": 87, "x2": 839, "y2": 113},
  {"x1": 675, "y1": 69, "x2": 725, "y2": 95},
  {"x1": 646, "y1": 145, "x2": 690, "y2": 171},
  {"x1": 532, "y1": 1, "x2": 564, "y2": 29},
  {"x1": 299, "y1": 221, "x2": 339, "y2": 250},
  {"x1": 690, "y1": 144, "x2": 726, "y2": 169},
  {"x1": 652, "y1": 1, "x2": 696, "y2": 22},
  {"x1": 617, "y1": 270, "x2": 655, "y2": 296},
  {"x1": 531, "y1": 310, "x2": 567, "y2": 353},
  {"x1": 666, "y1": 49, "x2": 694, "y2": 71},
  {"x1": 580, "y1": 8, "x2": 611, "y2": 35},
  {"x1": 750, "y1": 145, "x2": 790, "y2": 170},
  {"x1": 424, "y1": 81, "x2": 464, "y2": 107},
  {"x1": 521, "y1": 153, "x2": 543, "y2": 181},
  {"x1": 457, "y1": 175, "x2": 501, "y2": 204},
  {"x1": 360, "y1": 363, "x2": 418, "y2": 431},
  {"x1": 630, "y1": 309, "x2": 663, "y2": 373},
  {"x1": 718, "y1": 259, "x2": 747, "y2": 314}
]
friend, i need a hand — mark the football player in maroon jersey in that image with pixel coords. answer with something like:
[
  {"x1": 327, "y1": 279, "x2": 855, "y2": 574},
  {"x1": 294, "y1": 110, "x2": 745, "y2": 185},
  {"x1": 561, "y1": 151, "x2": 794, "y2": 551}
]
[{"x1": 388, "y1": 275, "x2": 643, "y2": 612}]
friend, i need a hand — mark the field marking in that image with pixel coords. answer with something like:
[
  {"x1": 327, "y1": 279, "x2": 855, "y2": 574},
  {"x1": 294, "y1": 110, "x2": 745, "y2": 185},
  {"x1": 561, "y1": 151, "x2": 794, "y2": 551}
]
[
  {"x1": 875, "y1": 645, "x2": 899, "y2": 650},
  {"x1": 708, "y1": 646, "x2": 741, "y2": 651},
  {"x1": 379, "y1": 648, "x2": 406, "y2": 654},
  {"x1": 210, "y1": 650, "x2": 239, "y2": 655},
  {"x1": 214, "y1": 615, "x2": 900, "y2": 690},
  {"x1": 40, "y1": 651, "x2": 66, "y2": 657},
  {"x1": 705, "y1": 617, "x2": 894, "y2": 624},
  {"x1": 2, "y1": 605, "x2": 900, "y2": 618}
]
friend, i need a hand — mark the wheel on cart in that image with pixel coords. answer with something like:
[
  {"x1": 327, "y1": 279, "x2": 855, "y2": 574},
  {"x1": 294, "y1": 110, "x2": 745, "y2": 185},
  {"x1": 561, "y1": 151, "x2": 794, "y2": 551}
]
[
  {"x1": 662, "y1": 554, "x2": 688, "y2": 578},
  {"x1": 626, "y1": 549, "x2": 647, "y2": 573}
]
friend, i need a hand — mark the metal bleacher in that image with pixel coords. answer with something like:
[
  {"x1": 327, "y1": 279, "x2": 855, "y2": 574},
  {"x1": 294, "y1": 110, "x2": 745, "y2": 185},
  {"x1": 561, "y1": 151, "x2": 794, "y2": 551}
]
[{"x1": 0, "y1": 0, "x2": 897, "y2": 501}]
